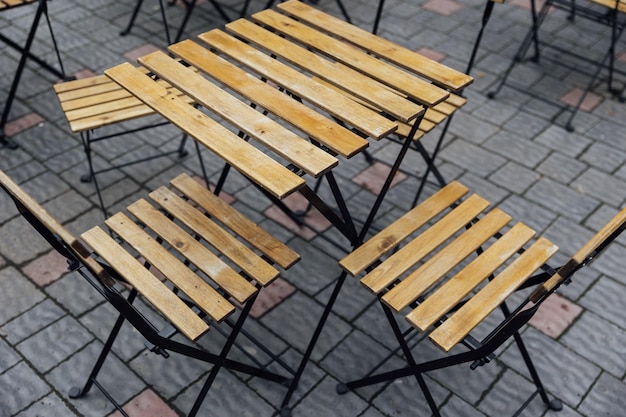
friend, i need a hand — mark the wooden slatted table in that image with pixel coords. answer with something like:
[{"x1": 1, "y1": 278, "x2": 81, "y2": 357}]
[{"x1": 101, "y1": 1, "x2": 473, "y2": 414}]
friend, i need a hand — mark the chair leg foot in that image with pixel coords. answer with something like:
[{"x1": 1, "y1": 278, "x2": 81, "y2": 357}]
[
  {"x1": 487, "y1": 91, "x2": 497, "y2": 99},
  {"x1": 548, "y1": 398, "x2": 563, "y2": 411},
  {"x1": 336, "y1": 383, "x2": 349, "y2": 395},
  {"x1": 68, "y1": 386, "x2": 85, "y2": 399},
  {"x1": 80, "y1": 174, "x2": 93, "y2": 183},
  {"x1": 1, "y1": 134, "x2": 19, "y2": 150},
  {"x1": 280, "y1": 406, "x2": 292, "y2": 417},
  {"x1": 565, "y1": 123, "x2": 575, "y2": 133}
]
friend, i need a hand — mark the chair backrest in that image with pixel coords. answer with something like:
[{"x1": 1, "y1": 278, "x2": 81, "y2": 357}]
[{"x1": 530, "y1": 207, "x2": 626, "y2": 302}]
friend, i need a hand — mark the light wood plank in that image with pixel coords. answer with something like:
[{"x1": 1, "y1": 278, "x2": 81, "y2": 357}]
[
  {"x1": 105, "y1": 211, "x2": 236, "y2": 321},
  {"x1": 105, "y1": 62, "x2": 304, "y2": 199},
  {"x1": 148, "y1": 187, "x2": 281, "y2": 287},
  {"x1": 430, "y1": 237, "x2": 558, "y2": 352},
  {"x1": 126, "y1": 198, "x2": 259, "y2": 302},
  {"x1": 253, "y1": 9, "x2": 449, "y2": 107},
  {"x1": 171, "y1": 173, "x2": 300, "y2": 270},
  {"x1": 81, "y1": 226, "x2": 210, "y2": 341},
  {"x1": 226, "y1": 19, "x2": 425, "y2": 122},
  {"x1": 139, "y1": 51, "x2": 337, "y2": 178},
  {"x1": 276, "y1": 0, "x2": 473, "y2": 92},
  {"x1": 360, "y1": 194, "x2": 490, "y2": 294},
  {"x1": 169, "y1": 40, "x2": 371, "y2": 156},
  {"x1": 530, "y1": 206, "x2": 626, "y2": 302},
  {"x1": 197, "y1": 29, "x2": 399, "y2": 138},
  {"x1": 592, "y1": 0, "x2": 626, "y2": 13},
  {"x1": 382, "y1": 208, "x2": 512, "y2": 312},
  {"x1": 340, "y1": 181, "x2": 469, "y2": 276},
  {"x1": 407, "y1": 222, "x2": 536, "y2": 331}
]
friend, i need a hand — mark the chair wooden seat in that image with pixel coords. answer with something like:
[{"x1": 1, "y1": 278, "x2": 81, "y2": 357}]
[{"x1": 0, "y1": 0, "x2": 37, "y2": 10}]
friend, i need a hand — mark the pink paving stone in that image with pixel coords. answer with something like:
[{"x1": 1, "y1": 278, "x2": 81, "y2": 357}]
[
  {"x1": 73, "y1": 68, "x2": 97, "y2": 80},
  {"x1": 618, "y1": 50, "x2": 626, "y2": 63},
  {"x1": 124, "y1": 44, "x2": 163, "y2": 62},
  {"x1": 529, "y1": 293, "x2": 583, "y2": 338},
  {"x1": 559, "y1": 87, "x2": 603, "y2": 112},
  {"x1": 108, "y1": 389, "x2": 178, "y2": 417},
  {"x1": 352, "y1": 161, "x2": 408, "y2": 195},
  {"x1": 4, "y1": 113, "x2": 45, "y2": 137},
  {"x1": 422, "y1": 0, "x2": 465, "y2": 16},
  {"x1": 249, "y1": 278, "x2": 296, "y2": 318},
  {"x1": 415, "y1": 47, "x2": 446, "y2": 63},
  {"x1": 263, "y1": 193, "x2": 332, "y2": 241},
  {"x1": 510, "y1": 0, "x2": 548, "y2": 9},
  {"x1": 22, "y1": 250, "x2": 70, "y2": 287}
]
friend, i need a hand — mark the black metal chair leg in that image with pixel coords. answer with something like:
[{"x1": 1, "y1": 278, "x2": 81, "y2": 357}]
[{"x1": 121, "y1": 0, "x2": 145, "y2": 36}]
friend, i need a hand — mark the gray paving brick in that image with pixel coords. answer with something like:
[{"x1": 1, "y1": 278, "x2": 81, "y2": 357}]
[
  {"x1": 44, "y1": 272, "x2": 104, "y2": 317},
  {"x1": 578, "y1": 372, "x2": 626, "y2": 417},
  {"x1": 536, "y1": 151, "x2": 588, "y2": 184},
  {"x1": 293, "y1": 375, "x2": 369, "y2": 417},
  {"x1": 2, "y1": 299, "x2": 64, "y2": 345},
  {"x1": 448, "y1": 111, "x2": 500, "y2": 145},
  {"x1": 371, "y1": 372, "x2": 450, "y2": 417},
  {"x1": 0, "y1": 337, "x2": 20, "y2": 373},
  {"x1": 526, "y1": 177, "x2": 599, "y2": 222},
  {"x1": 580, "y1": 277, "x2": 626, "y2": 328},
  {"x1": 534, "y1": 125, "x2": 592, "y2": 158},
  {"x1": 485, "y1": 130, "x2": 552, "y2": 169},
  {"x1": 441, "y1": 139, "x2": 507, "y2": 177},
  {"x1": 46, "y1": 340, "x2": 145, "y2": 417},
  {"x1": 0, "y1": 267, "x2": 45, "y2": 326},
  {"x1": 17, "y1": 315, "x2": 93, "y2": 373},
  {"x1": 0, "y1": 215, "x2": 53, "y2": 264},
  {"x1": 489, "y1": 161, "x2": 541, "y2": 194},
  {"x1": 572, "y1": 167, "x2": 626, "y2": 207},
  {"x1": 14, "y1": 392, "x2": 79, "y2": 417},
  {"x1": 561, "y1": 311, "x2": 626, "y2": 378},
  {"x1": 579, "y1": 141, "x2": 626, "y2": 174},
  {"x1": 0, "y1": 362, "x2": 51, "y2": 416}
]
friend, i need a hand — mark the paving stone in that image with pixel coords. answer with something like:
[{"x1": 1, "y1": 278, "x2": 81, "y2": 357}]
[
  {"x1": 529, "y1": 293, "x2": 582, "y2": 338},
  {"x1": 489, "y1": 161, "x2": 541, "y2": 194},
  {"x1": 45, "y1": 272, "x2": 104, "y2": 317},
  {"x1": 484, "y1": 129, "x2": 551, "y2": 169},
  {"x1": 0, "y1": 362, "x2": 51, "y2": 416},
  {"x1": 561, "y1": 311, "x2": 626, "y2": 378},
  {"x1": 580, "y1": 278, "x2": 626, "y2": 328},
  {"x1": 579, "y1": 141, "x2": 626, "y2": 173},
  {"x1": 526, "y1": 177, "x2": 599, "y2": 222},
  {"x1": 0, "y1": 215, "x2": 54, "y2": 264},
  {"x1": 572, "y1": 167, "x2": 626, "y2": 207},
  {"x1": 440, "y1": 139, "x2": 507, "y2": 178},
  {"x1": 0, "y1": 337, "x2": 20, "y2": 373},
  {"x1": 533, "y1": 125, "x2": 592, "y2": 158},
  {"x1": 17, "y1": 315, "x2": 94, "y2": 373},
  {"x1": 371, "y1": 373, "x2": 450, "y2": 417},
  {"x1": 578, "y1": 372, "x2": 626, "y2": 417},
  {"x1": 14, "y1": 392, "x2": 79, "y2": 417},
  {"x1": 0, "y1": 267, "x2": 46, "y2": 326},
  {"x1": 439, "y1": 395, "x2": 487, "y2": 417},
  {"x1": 496, "y1": 193, "x2": 558, "y2": 233},
  {"x1": 293, "y1": 375, "x2": 369, "y2": 417},
  {"x1": 536, "y1": 151, "x2": 588, "y2": 185},
  {"x1": 22, "y1": 250, "x2": 71, "y2": 287},
  {"x1": 46, "y1": 340, "x2": 146, "y2": 417},
  {"x1": 108, "y1": 389, "x2": 178, "y2": 417},
  {"x1": 2, "y1": 298, "x2": 65, "y2": 345},
  {"x1": 499, "y1": 328, "x2": 600, "y2": 407}
]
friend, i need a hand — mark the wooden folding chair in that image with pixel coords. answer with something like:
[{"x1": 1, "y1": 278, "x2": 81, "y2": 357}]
[
  {"x1": 0, "y1": 168, "x2": 300, "y2": 417},
  {"x1": 337, "y1": 180, "x2": 626, "y2": 417},
  {"x1": 54, "y1": 66, "x2": 206, "y2": 218}
]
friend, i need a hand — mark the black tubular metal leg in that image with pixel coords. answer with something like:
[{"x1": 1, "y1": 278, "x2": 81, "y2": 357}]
[
  {"x1": 372, "y1": 0, "x2": 386, "y2": 34},
  {"x1": 121, "y1": 0, "x2": 145, "y2": 36},
  {"x1": 79, "y1": 131, "x2": 108, "y2": 219}
]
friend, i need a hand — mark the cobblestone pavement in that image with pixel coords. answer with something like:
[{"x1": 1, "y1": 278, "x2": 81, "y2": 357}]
[{"x1": 1, "y1": 0, "x2": 625, "y2": 416}]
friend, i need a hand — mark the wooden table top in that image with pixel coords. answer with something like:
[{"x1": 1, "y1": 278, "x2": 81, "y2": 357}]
[{"x1": 104, "y1": 0, "x2": 472, "y2": 201}]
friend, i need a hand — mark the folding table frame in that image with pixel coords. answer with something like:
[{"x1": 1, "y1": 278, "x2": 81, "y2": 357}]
[
  {"x1": 488, "y1": 0, "x2": 626, "y2": 131},
  {"x1": 0, "y1": 0, "x2": 66, "y2": 149},
  {"x1": 0, "y1": 168, "x2": 301, "y2": 417},
  {"x1": 337, "y1": 181, "x2": 626, "y2": 417}
]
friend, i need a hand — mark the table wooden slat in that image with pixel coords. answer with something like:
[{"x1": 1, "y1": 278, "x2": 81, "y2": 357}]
[
  {"x1": 105, "y1": 62, "x2": 304, "y2": 200},
  {"x1": 277, "y1": 0, "x2": 473, "y2": 92},
  {"x1": 253, "y1": 9, "x2": 450, "y2": 107},
  {"x1": 139, "y1": 51, "x2": 337, "y2": 178},
  {"x1": 226, "y1": 19, "x2": 425, "y2": 122},
  {"x1": 198, "y1": 29, "x2": 399, "y2": 138}
]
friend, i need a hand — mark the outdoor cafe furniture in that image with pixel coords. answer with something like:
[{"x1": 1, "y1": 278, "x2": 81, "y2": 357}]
[
  {"x1": 488, "y1": 0, "x2": 626, "y2": 131},
  {"x1": 76, "y1": 0, "x2": 472, "y2": 414},
  {"x1": 336, "y1": 179, "x2": 626, "y2": 416},
  {"x1": 0, "y1": 168, "x2": 301, "y2": 417},
  {"x1": 0, "y1": 0, "x2": 66, "y2": 149}
]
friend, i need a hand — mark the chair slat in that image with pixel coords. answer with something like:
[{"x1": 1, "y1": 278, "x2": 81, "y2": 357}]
[
  {"x1": 139, "y1": 51, "x2": 337, "y2": 178},
  {"x1": 407, "y1": 222, "x2": 536, "y2": 331},
  {"x1": 105, "y1": 212, "x2": 236, "y2": 322},
  {"x1": 105, "y1": 63, "x2": 304, "y2": 200},
  {"x1": 430, "y1": 237, "x2": 558, "y2": 351},
  {"x1": 225, "y1": 18, "x2": 425, "y2": 122},
  {"x1": 382, "y1": 208, "x2": 512, "y2": 312},
  {"x1": 340, "y1": 181, "x2": 469, "y2": 276},
  {"x1": 81, "y1": 226, "x2": 210, "y2": 341},
  {"x1": 170, "y1": 173, "x2": 300, "y2": 270},
  {"x1": 126, "y1": 198, "x2": 259, "y2": 303},
  {"x1": 149, "y1": 187, "x2": 282, "y2": 287},
  {"x1": 360, "y1": 194, "x2": 490, "y2": 294},
  {"x1": 169, "y1": 40, "x2": 371, "y2": 156},
  {"x1": 252, "y1": 9, "x2": 450, "y2": 107},
  {"x1": 276, "y1": 0, "x2": 473, "y2": 92},
  {"x1": 197, "y1": 29, "x2": 399, "y2": 139}
]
